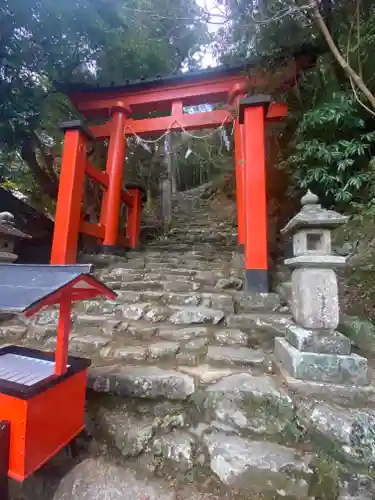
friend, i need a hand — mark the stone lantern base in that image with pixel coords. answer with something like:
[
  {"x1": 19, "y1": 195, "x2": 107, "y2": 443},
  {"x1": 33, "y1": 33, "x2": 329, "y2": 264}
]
[
  {"x1": 0, "y1": 251, "x2": 17, "y2": 263},
  {"x1": 275, "y1": 324, "x2": 369, "y2": 385}
]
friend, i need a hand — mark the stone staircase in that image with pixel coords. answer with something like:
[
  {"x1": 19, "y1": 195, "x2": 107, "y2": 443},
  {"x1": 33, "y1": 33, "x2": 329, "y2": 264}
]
[{"x1": 4, "y1": 187, "x2": 375, "y2": 499}]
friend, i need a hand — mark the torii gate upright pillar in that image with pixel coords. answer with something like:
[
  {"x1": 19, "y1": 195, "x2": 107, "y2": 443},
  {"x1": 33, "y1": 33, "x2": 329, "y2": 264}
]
[
  {"x1": 238, "y1": 95, "x2": 271, "y2": 293},
  {"x1": 234, "y1": 119, "x2": 245, "y2": 254},
  {"x1": 101, "y1": 103, "x2": 131, "y2": 250}
]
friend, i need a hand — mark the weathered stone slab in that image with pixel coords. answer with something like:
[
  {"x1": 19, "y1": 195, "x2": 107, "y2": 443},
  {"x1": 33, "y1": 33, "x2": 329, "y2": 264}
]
[
  {"x1": 339, "y1": 475, "x2": 375, "y2": 500},
  {"x1": 50, "y1": 458, "x2": 175, "y2": 500},
  {"x1": 153, "y1": 431, "x2": 198, "y2": 471},
  {"x1": 275, "y1": 337, "x2": 368, "y2": 385},
  {"x1": 201, "y1": 293, "x2": 234, "y2": 313},
  {"x1": 157, "y1": 326, "x2": 209, "y2": 342},
  {"x1": 213, "y1": 328, "x2": 248, "y2": 346},
  {"x1": 162, "y1": 293, "x2": 202, "y2": 307},
  {"x1": 226, "y1": 313, "x2": 293, "y2": 335},
  {"x1": 26, "y1": 324, "x2": 54, "y2": 342},
  {"x1": 126, "y1": 324, "x2": 158, "y2": 340},
  {"x1": 215, "y1": 277, "x2": 243, "y2": 290},
  {"x1": 70, "y1": 334, "x2": 110, "y2": 353},
  {"x1": 0, "y1": 324, "x2": 27, "y2": 340},
  {"x1": 195, "y1": 270, "x2": 222, "y2": 284},
  {"x1": 74, "y1": 315, "x2": 122, "y2": 337},
  {"x1": 169, "y1": 307, "x2": 224, "y2": 325},
  {"x1": 88, "y1": 365, "x2": 195, "y2": 400},
  {"x1": 278, "y1": 370, "x2": 375, "y2": 402},
  {"x1": 164, "y1": 280, "x2": 200, "y2": 293},
  {"x1": 116, "y1": 291, "x2": 142, "y2": 303},
  {"x1": 148, "y1": 341, "x2": 179, "y2": 359},
  {"x1": 107, "y1": 270, "x2": 145, "y2": 282},
  {"x1": 206, "y1": 346, "x2": 265, "y2": 366},
  {"x1": 204, "y1": 433, "x2": 312, "y2": 497},
  {"x1": 82, "y1": 299, "x2": 119, "y2": 316},
  {"x1": 124, "y1": 281, "x2": 164, "y2": 291},
  {"x1": 178, "y1": 364, "x2": 238, "y2": 385},
  {"x1": 144, "y1": 305, "x2": 171, "y2": 323},
  {"x1": 193, "y1": 373, "x2": 294, "y2": 437},
  {"x1": 298, "y1": 401, "x2": 375, "y2": 464},
  {"x1": 35, "y1": 308, "x2": 59, "y2": 326},
  {"x1": 234, "y1": 292, "x2": 281, "y2": 312},
  {"x1": 121, "y1": 303, "x2": 150, "y2": 321},
  {"x1": 286, "y1": 324, "x2": 351, "y2": 355},
  {"x1": 97, "y1": 407, "x2": 154, "y2": 457},
  {"x1": 100, "y1": 345, "x2": 148, "y2": 362},
  {"x1": 176, "y1": 351, "x2": 199, "y2": 366},
  {"x1": 184, "y1": 337, "x2": 209, "y2": 352},
  {"x1": 176, "y1": 337, "x2": 208, "y2": 366},
  {"x1": 140, "y1": 290, "x2": 165, "y2": 302}
]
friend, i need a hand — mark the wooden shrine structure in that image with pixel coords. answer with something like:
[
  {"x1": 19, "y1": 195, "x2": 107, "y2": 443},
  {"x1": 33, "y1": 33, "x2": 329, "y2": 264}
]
[
  {"x1": 0, "y1": 264, "x2": 115, "y2": 496},
  {"x1": 53, "y1": 48, "x2": 318, "y2": 292}
]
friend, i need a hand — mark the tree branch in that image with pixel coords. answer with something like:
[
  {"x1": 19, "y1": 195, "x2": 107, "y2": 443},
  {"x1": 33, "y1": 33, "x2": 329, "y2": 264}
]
[{"x1": 307, "y1": 0, "x2": 375, "y2": 111}]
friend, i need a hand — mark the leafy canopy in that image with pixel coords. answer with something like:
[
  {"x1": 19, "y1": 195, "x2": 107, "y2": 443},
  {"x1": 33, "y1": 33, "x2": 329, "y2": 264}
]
[{"x1": 0, "y1": 0, "x2": 207, "y2": 204}]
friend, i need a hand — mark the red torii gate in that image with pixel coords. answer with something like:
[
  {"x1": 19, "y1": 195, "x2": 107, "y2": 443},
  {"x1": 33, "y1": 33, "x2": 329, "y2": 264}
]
[{"x1": 52, "y1": 50, "x2": 317, "y2": 292}]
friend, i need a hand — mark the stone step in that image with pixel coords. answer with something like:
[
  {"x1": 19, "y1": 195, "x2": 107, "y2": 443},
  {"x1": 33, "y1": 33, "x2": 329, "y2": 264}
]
[
  {"x1": 74, "y1": 302, "x2": 227, "y2": 326},
  {"x1": 14, "y1": 318, "x2": 272, "y2": 370},
  {"x1": 191, "y1": 371, "x2": 294, "y2": 437},
  {"x1": 101, "y1": 259, "x2": 235, "y2": 273},
  {"x1": 100, "y1": 271, "x2": 239, "y2": 288},
  {"x1": 78, "y1": 291, "x2": 280, "y2": 317},
  {"x1": 205, "y1": 345, "x2": 266, "y2": 367},
  {"x1": 201, "y1": 433, "x2": 313, "y2": 497},
  {"x1": 88, "y1": 364, "x2": 196, "y2": 400},
  {"x1": 114, "y1": 291, "x2": 236, "y2": 312},
  {"x1": 148, "y1": 243, "x2": 237, "y2": 250},
  {"x1": 143, "y1": 263, "x2": 235, "y2": 273},
  {"x1": 163, "y1": 238, "x2": 236, "y2": 245},
  {"x1": 105, "y1": 280, "x2": 220, "y2": 293},
  {"x1": 296, "y1": 399, "x2": 375, "y2": 465},
  {"x1": 144, "y1": 257, "x2": 234, "y2": 266},
  {"x1": 77, "y1": 299, "x2": 284, "y2": 329},
  {"x1": 147, "y1": 245, "x2": 235, "y2": 251},
  {"x1": 226, "y1": 312, "x2": 293, "y2": 335},
  {"x1": 84, "y1": 367, "x2": 316, "y2": 498}
]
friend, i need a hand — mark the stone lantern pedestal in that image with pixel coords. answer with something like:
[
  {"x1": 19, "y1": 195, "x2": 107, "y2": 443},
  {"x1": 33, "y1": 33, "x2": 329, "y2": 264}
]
[{"x1": 274, "y1": 191, "x2": 369, "y2": 385}]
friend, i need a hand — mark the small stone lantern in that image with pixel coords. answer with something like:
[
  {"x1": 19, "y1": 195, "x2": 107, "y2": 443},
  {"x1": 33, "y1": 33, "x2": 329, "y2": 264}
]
[
  {"x1": 274, "y1": 191, "x2": 369, "y2": 386},
  {"x1": 0, "y1": 212, "x2": 31, "y2": 263},
  {"x1": 281, "y1": 190, "x2": 348, "y2": 330}
]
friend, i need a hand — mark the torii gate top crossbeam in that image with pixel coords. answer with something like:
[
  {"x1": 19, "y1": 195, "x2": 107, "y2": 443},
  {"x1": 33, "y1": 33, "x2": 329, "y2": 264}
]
[{"x1": 57, "y1": 47, "x2": 318, "y2": 123}]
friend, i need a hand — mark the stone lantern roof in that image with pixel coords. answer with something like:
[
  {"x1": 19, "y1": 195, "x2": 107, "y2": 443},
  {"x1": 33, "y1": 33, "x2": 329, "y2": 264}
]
[
  {"x1": 0, "y1": 212, "x2": 31, "y2": 263},
  {"x1": 0, "y1": 212, "x2": 31, "y2": 240},
  {"x1": 281, "y1": 190, "x2": 349, "y2": 236}
]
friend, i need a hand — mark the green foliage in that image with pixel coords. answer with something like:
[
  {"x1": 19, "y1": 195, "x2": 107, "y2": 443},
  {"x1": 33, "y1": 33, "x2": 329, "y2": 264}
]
[
  {"x1": 0, "y1": 0, "x2": 207, "y2": 208},
  {"x1": 283, "y1": 91, "x2": 375, "y2": 206},
  {"x1": 174, "y1": 128, "x2": 234, "y2": 191},
  {"x1": 216, "y1": 0, "x2": 375, "y2": 211}
]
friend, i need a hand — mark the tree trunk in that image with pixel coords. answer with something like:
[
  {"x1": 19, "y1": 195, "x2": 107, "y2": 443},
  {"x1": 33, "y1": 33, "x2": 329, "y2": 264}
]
[
  {"x1": 161, "y1": 177, "x2": 172, "y2": 230},
  {"x1": 161, "y1": 133, "x2": 173, "y2": 229},
  {"x1": 21, "y1": 138, "x2": 59, "y2": 200},
  {"x1": 165, "y1": 133, "x2": 177, "y2": 194},
  {"x1": 307, "y1": 0, "x2": 375, "y2": 112}
]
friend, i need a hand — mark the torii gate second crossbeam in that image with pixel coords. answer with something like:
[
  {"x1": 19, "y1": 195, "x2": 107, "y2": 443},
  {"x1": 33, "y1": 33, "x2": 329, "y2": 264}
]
[{"x1": 52, "y1": 49, "x2": 318, "y2": 292}]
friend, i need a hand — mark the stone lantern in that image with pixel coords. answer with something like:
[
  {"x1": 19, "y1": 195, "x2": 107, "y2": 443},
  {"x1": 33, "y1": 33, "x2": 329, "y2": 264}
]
[
  {"x1": 274, "y1": 191, "x2": 369, "y2": 386},
  {"x1": 0, "y1": 212, "x2": 31, "y2": 263},
  {"x1": 282, "y1": 190, "x2": 348, "y2": 330}
]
